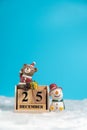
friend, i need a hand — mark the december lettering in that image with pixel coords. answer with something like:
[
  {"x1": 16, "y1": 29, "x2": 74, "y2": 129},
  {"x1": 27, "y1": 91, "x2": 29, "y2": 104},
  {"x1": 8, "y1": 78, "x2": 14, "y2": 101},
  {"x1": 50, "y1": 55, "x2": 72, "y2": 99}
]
[{"x1": 19, "y1": 105, "x2": 43, "y2": 109}]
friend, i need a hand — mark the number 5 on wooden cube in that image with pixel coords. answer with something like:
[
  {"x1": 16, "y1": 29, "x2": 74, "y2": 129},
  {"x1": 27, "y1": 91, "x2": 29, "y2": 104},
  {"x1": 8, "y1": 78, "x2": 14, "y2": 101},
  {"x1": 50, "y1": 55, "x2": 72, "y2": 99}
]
[{"x1": 15, "y1": 86, "x2": 49, "y2": 112}]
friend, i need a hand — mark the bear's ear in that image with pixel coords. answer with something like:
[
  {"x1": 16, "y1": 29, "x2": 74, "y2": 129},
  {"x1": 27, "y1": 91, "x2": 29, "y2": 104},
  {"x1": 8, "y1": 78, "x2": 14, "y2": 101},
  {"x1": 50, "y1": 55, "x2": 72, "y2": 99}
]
[
  {"x1": 35, "y1": 68, "x2": 38, "y2": 72},
  {"x1": 23, "y1": 64, "x2": 27, "y2": 67}
]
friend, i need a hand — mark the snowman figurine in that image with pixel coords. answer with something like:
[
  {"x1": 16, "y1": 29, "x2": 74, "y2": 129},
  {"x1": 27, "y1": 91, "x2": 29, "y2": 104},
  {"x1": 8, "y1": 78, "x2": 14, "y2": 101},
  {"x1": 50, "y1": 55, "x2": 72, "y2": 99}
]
[{"x1": 49, "y1": 84, "x2": 65, "y2": 112}]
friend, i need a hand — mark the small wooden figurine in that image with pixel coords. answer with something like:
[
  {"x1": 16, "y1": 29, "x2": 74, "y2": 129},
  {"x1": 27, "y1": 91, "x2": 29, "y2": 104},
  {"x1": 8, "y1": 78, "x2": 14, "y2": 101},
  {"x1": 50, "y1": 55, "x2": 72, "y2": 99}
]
[{"x1": 18, "y1": 62, "x2": 38, "y2": 90}]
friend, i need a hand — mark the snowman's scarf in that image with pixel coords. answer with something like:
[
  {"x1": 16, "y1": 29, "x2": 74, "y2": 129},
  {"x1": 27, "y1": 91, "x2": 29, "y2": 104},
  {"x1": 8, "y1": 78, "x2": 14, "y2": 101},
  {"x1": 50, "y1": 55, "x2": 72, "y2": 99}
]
[{"x1": 52, "y1": 99, "x2": 63, "y2": 102}]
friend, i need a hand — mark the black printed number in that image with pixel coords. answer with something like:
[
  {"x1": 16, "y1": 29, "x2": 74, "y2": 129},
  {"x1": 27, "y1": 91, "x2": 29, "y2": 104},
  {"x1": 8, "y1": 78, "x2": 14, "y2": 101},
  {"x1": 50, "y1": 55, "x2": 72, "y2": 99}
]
[
  {"x1": 36, "y1": 91, "x2": 42, "y2": 102},
  {"x1": 22, "y1": 91, "x2": 42, "y2": 102},
  {"x1": 22, "y1": 92, "x2": 28, "y2": 102}
]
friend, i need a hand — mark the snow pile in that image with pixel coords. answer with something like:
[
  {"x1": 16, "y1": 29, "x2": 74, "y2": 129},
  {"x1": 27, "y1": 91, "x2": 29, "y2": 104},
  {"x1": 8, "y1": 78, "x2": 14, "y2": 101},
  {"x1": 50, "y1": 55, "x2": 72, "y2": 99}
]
[{"x1": 0, "y1": 96, "x2": 87, "y2": 130}]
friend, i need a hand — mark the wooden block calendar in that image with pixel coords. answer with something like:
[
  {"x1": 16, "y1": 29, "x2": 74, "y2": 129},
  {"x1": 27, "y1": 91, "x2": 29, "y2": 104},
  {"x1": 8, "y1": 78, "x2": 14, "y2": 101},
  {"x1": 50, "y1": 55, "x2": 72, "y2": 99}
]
[{"x1": 15, "y1": 85, "x2": 49, "y2": 112}]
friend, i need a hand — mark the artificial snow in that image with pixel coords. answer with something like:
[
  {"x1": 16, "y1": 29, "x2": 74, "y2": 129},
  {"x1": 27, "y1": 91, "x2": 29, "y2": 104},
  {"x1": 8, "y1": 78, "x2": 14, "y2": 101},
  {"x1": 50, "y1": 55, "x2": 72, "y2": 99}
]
[{"x1": 0, "y1": 96, "x2": 87, "y2": 130}]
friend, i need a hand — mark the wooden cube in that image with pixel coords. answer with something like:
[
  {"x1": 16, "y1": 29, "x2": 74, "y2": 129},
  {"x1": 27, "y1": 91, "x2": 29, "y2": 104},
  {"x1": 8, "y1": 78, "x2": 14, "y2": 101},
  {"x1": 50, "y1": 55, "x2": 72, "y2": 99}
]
[{"x1": 15, "y1": 85, "x2": 49, "y2": 112}]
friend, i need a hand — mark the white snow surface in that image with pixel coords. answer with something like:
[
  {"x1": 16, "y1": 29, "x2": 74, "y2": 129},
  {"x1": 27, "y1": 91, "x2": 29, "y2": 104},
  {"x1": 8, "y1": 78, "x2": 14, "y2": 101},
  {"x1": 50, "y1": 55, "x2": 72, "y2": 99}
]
[{"x1": 0, "y1": 96, "x2": 87, "y2": 130}]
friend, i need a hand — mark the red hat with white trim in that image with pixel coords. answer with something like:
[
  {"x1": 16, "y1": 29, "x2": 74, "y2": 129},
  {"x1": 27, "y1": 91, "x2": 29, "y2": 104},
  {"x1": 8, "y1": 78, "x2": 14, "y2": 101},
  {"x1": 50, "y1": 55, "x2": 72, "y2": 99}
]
[
  {"x1": 49, "y1": 84, "x2": 58, "y2": 93},
  {"x1": 30, "y1": 62, "x2": 36, "y2": 67}
]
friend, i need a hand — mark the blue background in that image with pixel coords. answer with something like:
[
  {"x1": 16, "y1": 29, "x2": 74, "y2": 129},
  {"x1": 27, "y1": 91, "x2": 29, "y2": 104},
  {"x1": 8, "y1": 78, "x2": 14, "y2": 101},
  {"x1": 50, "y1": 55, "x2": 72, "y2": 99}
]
[{"x1": 0, "y1": 0, "x2": 87, "y2": 99}]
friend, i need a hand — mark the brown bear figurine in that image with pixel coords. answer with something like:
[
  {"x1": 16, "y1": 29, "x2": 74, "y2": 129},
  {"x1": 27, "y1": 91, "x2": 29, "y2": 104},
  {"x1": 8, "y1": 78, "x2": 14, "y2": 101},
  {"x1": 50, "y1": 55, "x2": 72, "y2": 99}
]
[{"x1": 18, "y1": 62, "x2": 37, "y2": 90}]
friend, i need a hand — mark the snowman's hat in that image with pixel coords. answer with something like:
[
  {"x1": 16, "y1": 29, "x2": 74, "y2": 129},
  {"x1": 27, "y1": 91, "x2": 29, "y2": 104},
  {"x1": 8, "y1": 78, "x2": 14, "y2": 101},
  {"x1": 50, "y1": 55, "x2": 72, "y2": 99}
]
[
  {"x1": 30, "y1": 62, "x2": 36, "y2": 67},
  {"x1": 49, "y1": 84, "x2": 58, "y2": 93}
]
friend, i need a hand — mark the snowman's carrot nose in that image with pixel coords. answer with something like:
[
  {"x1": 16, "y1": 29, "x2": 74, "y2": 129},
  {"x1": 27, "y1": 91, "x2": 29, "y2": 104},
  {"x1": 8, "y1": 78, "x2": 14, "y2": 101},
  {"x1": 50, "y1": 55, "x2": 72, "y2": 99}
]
[{"x1": 55, "y1": 91, "x2": 59, "y2": 95}]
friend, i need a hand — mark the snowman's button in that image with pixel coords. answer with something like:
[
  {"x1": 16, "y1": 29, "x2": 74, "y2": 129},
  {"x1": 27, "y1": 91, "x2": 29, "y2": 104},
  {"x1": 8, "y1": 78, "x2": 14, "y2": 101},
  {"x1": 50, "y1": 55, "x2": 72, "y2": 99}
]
[
  {"x1": 59, "y1": 107, "x2": 64, "y2": 111},
  {"x1": 50, "y1": 106, "x2": 55, "y2": 111}
]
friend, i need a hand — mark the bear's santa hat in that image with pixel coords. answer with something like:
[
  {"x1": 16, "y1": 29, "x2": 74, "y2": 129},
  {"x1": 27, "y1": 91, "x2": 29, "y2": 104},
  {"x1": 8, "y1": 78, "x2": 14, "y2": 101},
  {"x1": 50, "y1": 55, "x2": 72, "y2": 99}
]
[{"x1": 30, "y1": 62, "x2": 36, "y2": 67}]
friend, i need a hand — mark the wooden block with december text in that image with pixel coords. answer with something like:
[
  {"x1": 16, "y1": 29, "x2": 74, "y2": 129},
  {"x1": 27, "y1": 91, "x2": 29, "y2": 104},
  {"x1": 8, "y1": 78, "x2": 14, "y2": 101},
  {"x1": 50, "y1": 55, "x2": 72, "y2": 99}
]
[{"x1": 15, "y1": 85, "x2": 49, "y2": 112}]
